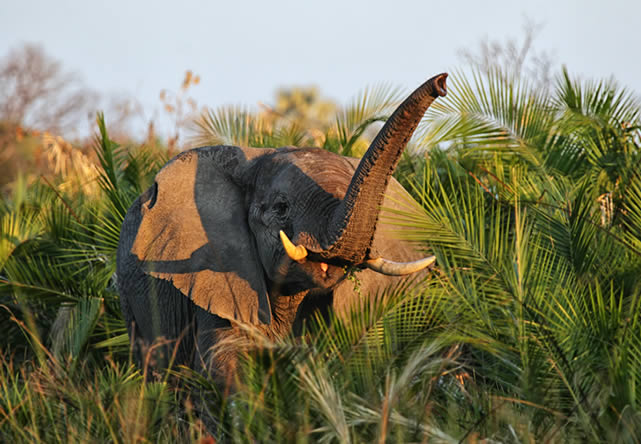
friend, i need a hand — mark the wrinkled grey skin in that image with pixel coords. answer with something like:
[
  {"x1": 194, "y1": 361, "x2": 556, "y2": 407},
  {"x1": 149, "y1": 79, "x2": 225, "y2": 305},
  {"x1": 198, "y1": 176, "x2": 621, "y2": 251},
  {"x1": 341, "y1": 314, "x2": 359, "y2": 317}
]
[{"x1": 116, "y1": 74, "x2": 447, "y2": 382}]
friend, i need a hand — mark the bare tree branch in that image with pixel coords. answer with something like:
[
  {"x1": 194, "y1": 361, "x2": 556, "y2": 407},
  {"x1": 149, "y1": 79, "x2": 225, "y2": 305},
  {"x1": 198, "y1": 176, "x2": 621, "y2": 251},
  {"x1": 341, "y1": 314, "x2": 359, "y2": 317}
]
[
  {"x1": 0, "y1": 43, "x2": 97, "y2": 134},
  {"x1": 459, "y1": 18, "x2": 555, "y2": 88}
]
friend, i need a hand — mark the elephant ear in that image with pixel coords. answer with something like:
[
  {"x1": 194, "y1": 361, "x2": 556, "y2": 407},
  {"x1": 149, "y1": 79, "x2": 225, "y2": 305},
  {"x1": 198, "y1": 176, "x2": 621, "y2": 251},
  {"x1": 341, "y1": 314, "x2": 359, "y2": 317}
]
[{"x1": 130, "y1": 147, "x2": 272, "y2": 325}]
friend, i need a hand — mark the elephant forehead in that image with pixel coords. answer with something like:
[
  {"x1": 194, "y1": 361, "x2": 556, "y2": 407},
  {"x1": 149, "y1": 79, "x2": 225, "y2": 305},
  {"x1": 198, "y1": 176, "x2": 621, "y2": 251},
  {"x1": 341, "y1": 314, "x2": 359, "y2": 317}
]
[{"x1": 274, "y1": 150, "x2": 355, "y2": 198}]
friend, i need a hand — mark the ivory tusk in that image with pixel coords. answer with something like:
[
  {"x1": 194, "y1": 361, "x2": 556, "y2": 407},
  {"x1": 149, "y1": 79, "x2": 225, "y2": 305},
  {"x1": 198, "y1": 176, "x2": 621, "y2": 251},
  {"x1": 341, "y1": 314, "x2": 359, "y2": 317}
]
[
  {"x1": 365, "y1": 255, "x2": 436, "y2": 276},
  {"x1": 279, "y1": 230, "x2": 308, "y2": 262}
]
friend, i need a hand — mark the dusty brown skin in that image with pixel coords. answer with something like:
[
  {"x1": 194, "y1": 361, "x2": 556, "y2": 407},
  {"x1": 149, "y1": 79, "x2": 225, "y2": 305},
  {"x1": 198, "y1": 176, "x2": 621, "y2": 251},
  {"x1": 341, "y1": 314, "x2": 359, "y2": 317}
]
[{"x1": 116, "y1": 73, "x2": 447, "y2": 381}]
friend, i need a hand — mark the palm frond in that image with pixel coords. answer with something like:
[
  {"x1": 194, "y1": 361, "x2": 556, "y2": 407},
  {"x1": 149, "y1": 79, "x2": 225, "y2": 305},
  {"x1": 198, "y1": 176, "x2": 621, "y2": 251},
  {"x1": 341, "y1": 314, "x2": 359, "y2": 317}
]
[
  {"x1": 193, "y1": 105, "x2": 312, "y2": 148},
  {"x1": 50, "y1": 297, "x2": 102, "y2": 366},
  {"x1": 334, "y1": 84, "x2": 404, "y2": 156},
  {"x1": 622, "y1": 173, "x2": 641, "y2": 253},
  {"x1": 417, "y1": 69, "x2": 554, "y2": 170}
]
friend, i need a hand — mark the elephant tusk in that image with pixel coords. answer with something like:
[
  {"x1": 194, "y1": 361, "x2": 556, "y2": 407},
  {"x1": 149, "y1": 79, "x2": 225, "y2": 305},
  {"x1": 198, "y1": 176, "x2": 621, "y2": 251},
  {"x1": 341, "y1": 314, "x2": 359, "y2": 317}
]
[
  {"x1": 279, "y1": 230, "x2": 308, "y2": 262},
  {"x1": 365, "y1": 255, "x2": 436, "y2": 276}
]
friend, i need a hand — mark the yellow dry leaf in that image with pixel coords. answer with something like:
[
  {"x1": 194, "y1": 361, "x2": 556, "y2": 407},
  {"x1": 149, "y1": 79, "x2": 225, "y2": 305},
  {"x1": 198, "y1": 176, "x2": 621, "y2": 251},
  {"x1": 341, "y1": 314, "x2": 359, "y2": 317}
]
[{"x1": 182, "y1": 70, "x2": 193, "y2": 89}]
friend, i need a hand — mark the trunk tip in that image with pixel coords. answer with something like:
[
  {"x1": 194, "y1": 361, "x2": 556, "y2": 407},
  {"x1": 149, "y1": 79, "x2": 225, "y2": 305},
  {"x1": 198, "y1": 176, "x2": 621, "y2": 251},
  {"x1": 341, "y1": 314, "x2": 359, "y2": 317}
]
[{"x1": 433, "y1": 73, "x2": 448, "y2": 97}]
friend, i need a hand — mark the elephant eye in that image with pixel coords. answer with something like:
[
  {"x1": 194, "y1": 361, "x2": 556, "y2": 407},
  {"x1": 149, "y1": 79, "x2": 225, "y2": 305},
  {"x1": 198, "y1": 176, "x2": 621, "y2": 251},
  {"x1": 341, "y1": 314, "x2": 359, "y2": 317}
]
[
  {"x1": 146, "y1": 182, "x2": 158, "y2": 209},
  {"x1": 273, "y1": 201, "x2": 289, "y2": 217}
]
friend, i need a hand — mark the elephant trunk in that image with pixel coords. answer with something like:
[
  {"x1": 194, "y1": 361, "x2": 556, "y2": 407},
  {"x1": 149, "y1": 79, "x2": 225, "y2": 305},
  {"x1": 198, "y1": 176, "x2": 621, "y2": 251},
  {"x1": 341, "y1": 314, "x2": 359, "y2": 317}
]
[{"x1": 319, "y1": 73, "x2": 447, "y2": 262}]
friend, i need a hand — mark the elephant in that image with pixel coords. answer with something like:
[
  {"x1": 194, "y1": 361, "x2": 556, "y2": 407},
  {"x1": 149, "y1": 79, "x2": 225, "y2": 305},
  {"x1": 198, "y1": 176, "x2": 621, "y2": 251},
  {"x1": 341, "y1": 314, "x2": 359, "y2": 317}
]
[{"x1": 116, "y1": 73, "x2": 447, "y2": 382}]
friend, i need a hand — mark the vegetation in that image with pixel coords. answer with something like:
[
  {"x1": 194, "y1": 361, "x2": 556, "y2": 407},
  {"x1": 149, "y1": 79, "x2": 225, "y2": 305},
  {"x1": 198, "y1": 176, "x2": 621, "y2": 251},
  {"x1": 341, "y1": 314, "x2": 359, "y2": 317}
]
[{"x1": 1, "y1": 58, "x2": 641, "y2": 442}]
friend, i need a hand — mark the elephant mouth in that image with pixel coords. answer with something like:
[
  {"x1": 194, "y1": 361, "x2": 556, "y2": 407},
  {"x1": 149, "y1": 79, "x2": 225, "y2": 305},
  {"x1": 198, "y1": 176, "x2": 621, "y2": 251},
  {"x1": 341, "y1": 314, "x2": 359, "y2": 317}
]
[
  {"x1": 275, "y1": 254, "x2": 350, "y2": 295},
  {"x1": 279, "y1": 73, "x2": 447, "y2": 277},
  {"x1": 280, "y1": 230, "x2": 435, "y2": 276}
]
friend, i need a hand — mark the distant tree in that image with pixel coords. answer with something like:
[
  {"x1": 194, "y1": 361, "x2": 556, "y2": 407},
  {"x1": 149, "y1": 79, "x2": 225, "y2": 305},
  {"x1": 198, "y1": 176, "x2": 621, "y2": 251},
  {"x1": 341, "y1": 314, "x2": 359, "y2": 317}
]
[
  {"x1": 0, "y1": 43, "x2": 96, "y2": 134},
  {"x1": 271, "y1": 86, "x2": 336, "y2": 125},
  {"x1": 459, "y1": 19, "x2": 554, "y2": 87}
]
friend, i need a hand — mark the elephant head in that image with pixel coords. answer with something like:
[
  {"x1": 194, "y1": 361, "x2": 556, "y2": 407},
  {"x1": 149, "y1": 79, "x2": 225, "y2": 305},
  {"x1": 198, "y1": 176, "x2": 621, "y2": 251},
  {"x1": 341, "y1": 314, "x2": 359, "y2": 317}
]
[{"x1": 117, "y1": 73, "x2": 447, "y2": 372}]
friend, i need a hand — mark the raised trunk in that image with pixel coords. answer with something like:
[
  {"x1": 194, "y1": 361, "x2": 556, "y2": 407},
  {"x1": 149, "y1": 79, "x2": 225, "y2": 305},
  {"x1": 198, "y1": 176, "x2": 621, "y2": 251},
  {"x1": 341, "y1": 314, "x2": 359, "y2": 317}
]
[{"x1": 320, "y1": 73, "x2": 447, "y2": 262}]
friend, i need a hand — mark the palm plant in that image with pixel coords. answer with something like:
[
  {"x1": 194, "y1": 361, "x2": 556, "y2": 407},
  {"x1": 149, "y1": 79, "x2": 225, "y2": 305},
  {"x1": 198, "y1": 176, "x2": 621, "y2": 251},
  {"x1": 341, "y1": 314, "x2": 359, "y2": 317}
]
[
  {"x1": 395, "y1": 67, "x2": 641, "y2": 440},
  {"x1": 0, "y1": 114, "x2": 167, "y2": 364}
]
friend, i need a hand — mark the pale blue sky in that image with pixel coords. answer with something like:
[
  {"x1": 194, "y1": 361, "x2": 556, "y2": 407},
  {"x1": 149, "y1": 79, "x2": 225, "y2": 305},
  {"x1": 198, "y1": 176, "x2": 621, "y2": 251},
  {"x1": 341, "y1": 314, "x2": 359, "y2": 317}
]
[{"x1": 1, "y1": 0, "x2": 640, "y2": 135}]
